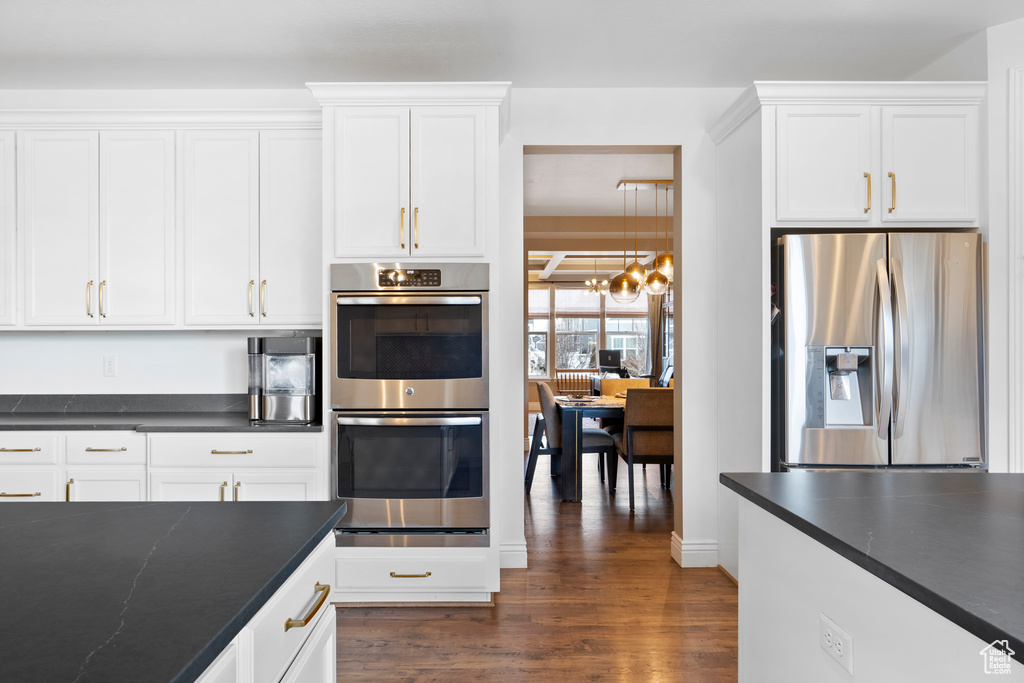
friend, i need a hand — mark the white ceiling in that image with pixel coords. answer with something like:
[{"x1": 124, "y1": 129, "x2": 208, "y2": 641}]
[{"x1": 0, "y1": 0, "x2": 1020, "y2": 89}]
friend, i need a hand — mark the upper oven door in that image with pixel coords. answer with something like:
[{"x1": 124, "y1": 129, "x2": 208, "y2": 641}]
[{"x1": 331, "y1": 291, "x2": 489, "y2": 409}]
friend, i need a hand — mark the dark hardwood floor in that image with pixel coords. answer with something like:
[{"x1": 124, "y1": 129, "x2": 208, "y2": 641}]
[{"x1": 335, "y1": 445, "x2": 738, "y2": 682}]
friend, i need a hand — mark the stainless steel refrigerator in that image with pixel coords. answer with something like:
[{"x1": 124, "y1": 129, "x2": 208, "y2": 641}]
[{"x1": 772, "y1": 232, "x2": 986, "y2": 470}]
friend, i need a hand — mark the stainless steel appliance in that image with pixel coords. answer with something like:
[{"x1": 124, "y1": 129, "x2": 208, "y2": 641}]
[
  {"x1": 330, "y1": 262, "x2": 488, "y2": 410},
  {"x1": 772, "y1": 232, "x2": 986, "y2": 470},
  {"x1": 247, "y1": 336, "x2": 320, "y2": 424},
  {"x1": 330, "y1": 263, "x2": 490, "y2": 546}
]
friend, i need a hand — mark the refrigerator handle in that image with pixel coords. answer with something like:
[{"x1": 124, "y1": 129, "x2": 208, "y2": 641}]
[
  {"x1": 876, "y1": 259, "x2": 895, "y2": 440},
  {"x1": 891, "y1": 258, "x2": 910, "y2": 439}
]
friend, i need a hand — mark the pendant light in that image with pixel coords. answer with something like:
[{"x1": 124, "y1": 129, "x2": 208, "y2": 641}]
[
  {"x1": 586, "y1": 259, "x2": 608, "y2": 296},
  {"x1": 644, "y1": 183, "x2": 670, "y2": 296},
  {"x1": 609, "y1": 185, "x2": 641, "y2": 303},
  {"x1": 623, "y1": 187, "x2": 648, "y2": 284},
  {"x1": 654, "y1": 184, "x2": 674, "y2": 282}
]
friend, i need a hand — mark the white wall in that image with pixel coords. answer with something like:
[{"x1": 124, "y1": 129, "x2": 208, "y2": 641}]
[
  {"x1": 0, "y1": 331, "x2": 259, "y2": 394},
  {"x1": 910, "y1": 31, "x2": 989, "y2": 80},
  {"x1": 501, "y1": 87, "x2": 742, "y2": 568}
]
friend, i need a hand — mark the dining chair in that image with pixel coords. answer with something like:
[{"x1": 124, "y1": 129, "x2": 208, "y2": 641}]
[
  {"x1": 607, "y1": 388, "x2": 674, "y2": 511},
  {"x1": 597, "y1": 377, "x2": 650, "y2": 434},
  {"x1": 525, "y1": 382, "x2": 616, "y2": 494}
]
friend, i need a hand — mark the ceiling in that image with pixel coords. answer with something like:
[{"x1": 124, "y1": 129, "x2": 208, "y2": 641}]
[{"x1": 0, "y1": 0, "x2": 1020, "y2": 89}]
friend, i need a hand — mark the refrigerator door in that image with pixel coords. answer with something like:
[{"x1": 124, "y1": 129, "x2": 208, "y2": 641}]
[
  {"x1": 889, "y1": 233, "x2": 986, "y2": 466},
  {"x1": 780, "y1": 233, "x2": 889, "y2": 467}
]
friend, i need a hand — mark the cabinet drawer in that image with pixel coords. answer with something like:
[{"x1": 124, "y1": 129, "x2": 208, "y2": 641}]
[
  {"x1": 0, "y1": 434, "x2": 59, "y2": 465},
  {"x1": 250, "y1": 532, "x2": 335, "y2": 683},
  {"x1": 67, "y1": 433, "x2": 146, "y2": 465},
  {"x1": 149, "y1": 434, "x2": 317, "y2": 468},
  {"x1": 0, "y1": 468, "x2": 61, "y2": 501},
  {"x1": 336, "y1": 553, "x2": 490, "y2": 592}
]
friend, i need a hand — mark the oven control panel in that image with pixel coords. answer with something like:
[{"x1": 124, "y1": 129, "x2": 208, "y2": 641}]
[{"x1": 378, "y1": 269, "x2": 442, "y2": 288}]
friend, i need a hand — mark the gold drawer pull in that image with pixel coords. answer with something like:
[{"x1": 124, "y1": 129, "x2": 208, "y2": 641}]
[
  {"x1": 390, "y1": 571, "x2": 432, "y2": 579},
  {"x1": 211, "y1": 450, "x2": 253, "y2": 455},
  {"x1": 1, "y1": 491, "x2": 41, "y2": 497},
  {"x1": 0, "y1": 447, "x2": 41, "y2": 452},
  {"x1": 888, "y1": 171, "x2": 897, "y2": 213},
  {"x1": 85, "y1": 447, "x2": 127, "y2": 452},
  {"x1": 864, "y1": 172, "x2": 872, "y2": 213},
  {"x1": 284, "y1": 582, "x2": 330, "y2": 632}
]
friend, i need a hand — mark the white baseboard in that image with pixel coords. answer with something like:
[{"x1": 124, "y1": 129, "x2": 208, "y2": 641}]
[
  {"x1": 499, "y1": 542, "x2": 528, "y2": 569},
  {"x1": 670, "y1": 531, "x2": 719, "y2": 567}
]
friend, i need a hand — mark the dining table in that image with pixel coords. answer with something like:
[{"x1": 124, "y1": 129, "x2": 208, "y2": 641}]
[{"x1": 555, "y1": 395, "x2": 626, "y2": 502}]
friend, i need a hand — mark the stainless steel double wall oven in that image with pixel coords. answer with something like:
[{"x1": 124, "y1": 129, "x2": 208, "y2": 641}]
[{"x1": 330, "y1": 263, "x2": 489, "y2": 546}]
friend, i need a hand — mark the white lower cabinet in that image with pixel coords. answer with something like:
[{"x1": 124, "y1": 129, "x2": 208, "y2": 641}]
[
  {"x1": 65, "y1": 432, "x2": 147, "y2": 501},
  {"x1": 334, "y1": 546, "x2": 497, "y2": 602},
  {"x1": 196, "y1": 532, "x2": 336, "y2": 683},
  {"x1": 0, "y1": 468, "x2": 62, "y2": 501},
  {"x1": 0, "y1": 433, "x2": 61, "y2": 501},
  {"x1": 66, "y1": 468, "x2": 146, "y2": 501},
  {"x1": 148, "y1": 433, "x2": 319, "y2": 502}
]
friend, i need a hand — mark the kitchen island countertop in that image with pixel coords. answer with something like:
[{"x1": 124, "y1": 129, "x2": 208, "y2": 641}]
[
  {"x1": 721, "y1": 471, "x2": 1024, "y2": 663},
  {"x1": 0, "y1": 500, "x2": 346, "y2": 682}
]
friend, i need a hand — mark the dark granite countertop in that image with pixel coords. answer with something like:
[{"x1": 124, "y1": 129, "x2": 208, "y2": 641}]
[
  {"x1": 0, "y1": 394, "x2": 322, "y2": 432},
  {"x1": 0, "y1": 501, "x2": 346, "y2": 683},
  {"x1": 721, "y1": 471, "x2": 1024, "y2": 663}
]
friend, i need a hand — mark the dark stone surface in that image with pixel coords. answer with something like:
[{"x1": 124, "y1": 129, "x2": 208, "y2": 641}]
[
  {"x1": 0, "y1": 395, "x2": 321, "y2": 431},
  {"x1": 0, "y1": 501, "x2": 346, "y2": 683},
  {"x1": 721, "y1": 471, "x2": 1024, "y2": 663}
]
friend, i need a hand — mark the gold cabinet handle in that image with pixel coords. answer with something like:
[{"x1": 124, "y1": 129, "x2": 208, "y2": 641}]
[
  {"x1": 85, "y1": 447, "x2": 127, "y2": 452},
  {"x1": 99, "y1": 280, "x2": 107, "y2": 318},
  {"x1": 284, "y1": 583, "x2": 331, "y2": 631},
  {"x1": 234, "y1": 481, "x2": 241, "y2": 501},
  {"x1": 211, "y1": 449, "x2": 253, "y2": 455},
  {"x1": 66, "y1": 478, "x2": 74, "y2": 502},
  {"x1": 888, "y1": 171, "x2": 897, "y2": 213},
  {"x1": 0, "y1": 447, "x2": 41, "y2": 452},
  {"x1": 413, "y1": 207, "x2": 420, "y2": 249},
  {"x1": 864, "y1": 172, "x2": 872, "y2": 214},
  {"x1": 389, "y1": 571, "x2": 432, "y2": 579},
  {"x1": 219, "y1": 481, "x2": 228, "y2": 502},
  {"x1": 1, "y1": 492, "x2": 41, "y2": 497},
  {"x1": 400, "y1": 207, "x2": 406, "y2": 249},
  {"x1": 260, "y1": 280, "x2": 267, "y2": 317},
  {"x1": 248, "y1": 280, "x2": 255, "y2": 317},
  {"x1": 86, "y1": 280, "x2": 94, "y2": 318}
]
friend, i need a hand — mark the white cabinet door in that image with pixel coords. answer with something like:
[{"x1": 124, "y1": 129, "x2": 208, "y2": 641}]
[
  {"x1": 195, "y1": 639, "x2": 242, "y2": 683},
  {"x1": 67, "y1": 469, "x2": 147, "y2": 501},
  {"x1": 775, "y1": 106, "x2": 873, "y2": 223},
  {"x1": 0, "y1": 132, "x2": 14, "y2": 325},
  {"x1": 183, "y1": 131, "x2": 260, "y2": 324},
  {"x1": 0, "y1": 468, "x2": 62, "y2": 501},
  {"x1": 331, "y1": 107, "x2": 409, "y2": 258},
  {"x1": 259, "y1": 131, "x2": 322, "y2": 325},
  {"x1": 277, "y1": 605, "x2": 336, "y2": 683},
  {"x1": 99, "y1": 131, "x2": 176, "y2": 324},
  {"x1": 880, "y1": 106, "x2": 978, "y2": 224},
  {"x1": 233, "y1": 471, "x2": 316, "y2": 501},
  {"x1": 410, "y1": 106, "x2": 486, "y2": 256},
  {"x1": 20, "y1": 131, "x2": 99, "y2": 325},
  {"x1": 150, "y1": 471, "x2": 234, "y2": 501}
]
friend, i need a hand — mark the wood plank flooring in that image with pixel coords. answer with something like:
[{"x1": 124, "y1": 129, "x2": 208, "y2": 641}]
[{"x1": 335, "y1": 449, "x2": 738, "y2": 682}]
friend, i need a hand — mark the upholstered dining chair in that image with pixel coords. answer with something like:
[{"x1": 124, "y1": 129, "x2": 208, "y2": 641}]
[
  {"x1": 607, "y1": 388, "x2": 674, "y2": 511},
  {"x1": 597, "y1": 377, "x2": 651, "y2": 433},
  {"x1": 525, "y1": 382, "x2": 616, "y2": 494}
]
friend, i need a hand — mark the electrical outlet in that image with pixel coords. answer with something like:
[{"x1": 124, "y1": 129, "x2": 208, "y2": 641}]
[
  {"x1": 820, "y1": 613, "x2": 854, "y2": 674},
  {"x1": 103, "y1": 355, "x2": 118, "y2": 377}
]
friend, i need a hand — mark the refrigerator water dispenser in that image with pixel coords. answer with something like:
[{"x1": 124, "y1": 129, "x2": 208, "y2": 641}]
[{"x1": 824, "y1": 347, "x2": 872, "y2": 426}]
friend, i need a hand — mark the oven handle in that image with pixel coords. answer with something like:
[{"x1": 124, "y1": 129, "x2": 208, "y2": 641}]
[
  {"x1": 335, "y1": 415, "x2": 482, "y2": 427},
  {"x1": 335, "y1": 295, "x2": 481, "y2": 306}
]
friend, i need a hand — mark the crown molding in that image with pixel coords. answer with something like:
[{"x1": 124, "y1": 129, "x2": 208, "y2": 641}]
[
  {"x1": 708, "y1": 81, "x2": 987, "y2": 144},
  {"x1": 0, "y1": 109, "x2": 321, "y2": 129}
]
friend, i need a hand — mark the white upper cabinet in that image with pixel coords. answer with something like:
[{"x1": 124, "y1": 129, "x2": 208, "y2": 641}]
[
  {"x1": 258, "y1": 130, "x2": 323, "y2": 326},
  {"x1": 183, "y1": 130, "x2": 260, "y2": 325},
  {"x1": 0, "y1": 132, "x2": 14, "y2": 325},
  {"x1": 183, "y1": 130, "x2": 321, "y2": 326},
  {"x1": 771, "y1": 93, "x2": 980, "y2": 227},
  {"x1": 880, "y1": 106, "x2": 978, "y2": 224},
  {"x1": 331, "y1": 105, "x2": 485, "y2": 258},
  {"x1": 775, "y1": 106, "x2": 873, "y2": 222},
  {"x1": 20, "y1": 131, "x2": 99, "y2": 325},
  {"x1": 20, "y1": 130, "x2": 175, "y2": 326}
]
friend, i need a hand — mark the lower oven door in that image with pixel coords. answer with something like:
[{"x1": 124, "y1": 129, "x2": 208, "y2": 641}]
[{"x1": 332, "y1": 411, "x2": 489, "y2": 531}]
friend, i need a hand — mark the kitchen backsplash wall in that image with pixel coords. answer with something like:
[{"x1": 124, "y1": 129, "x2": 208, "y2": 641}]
[{"x1": 0, "y1": 331, "x2": 263, "y2": 394}]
